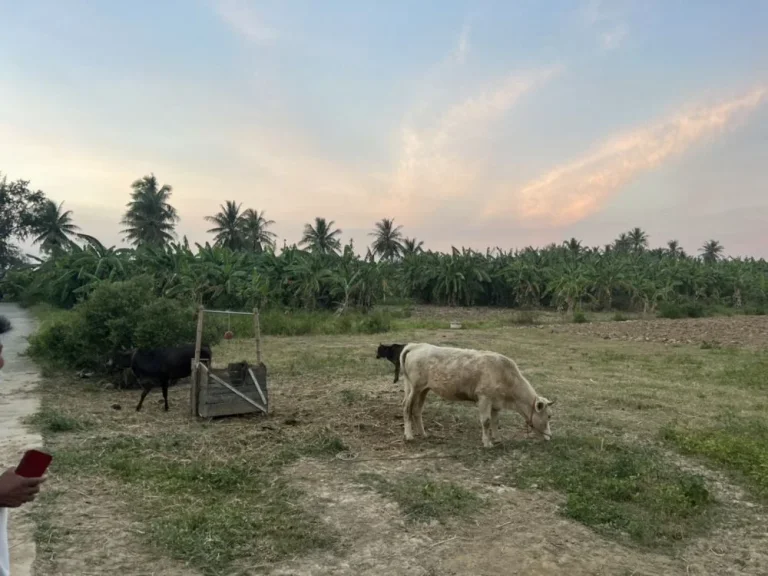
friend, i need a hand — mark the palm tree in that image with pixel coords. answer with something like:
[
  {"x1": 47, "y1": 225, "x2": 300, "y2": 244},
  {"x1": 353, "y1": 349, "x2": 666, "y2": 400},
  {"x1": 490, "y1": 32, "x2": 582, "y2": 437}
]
[
  {"x1": 205, "y1": 201, "x2": 246, "y2": 250},
  {"x1": 628, "y1": 227, "x2": 648, "y2": 252},
  {"x1": 666, "y1": 240, "x2": 682, "y2": 257},
  {"x1": 242, "y1": 208, "x2": 276, "y2": 253},
  {"x1": 369, "y1": 218, "x2": 404, "y2": 261},
  {"x1": 564, "y1": 237, "x2": 582, "y2": 257},
  {"x1": 31, "y1": 200, "x2": 81, "y2": 254},
  {"x1": 402, "y1": 237, "x2": 424, "y2": 257},
  {"x1": 700, "y1": 240, "x2": 724, "y2": 264},
  {"x1": 300, "y1": 217, "x2": 342, "y2": 255},
  {"x1": 120, "y1": 174, "x2": 178, "y2": 248},
  {"x1": 613, "y1": 233, "x2": 631, "y2": 253}
]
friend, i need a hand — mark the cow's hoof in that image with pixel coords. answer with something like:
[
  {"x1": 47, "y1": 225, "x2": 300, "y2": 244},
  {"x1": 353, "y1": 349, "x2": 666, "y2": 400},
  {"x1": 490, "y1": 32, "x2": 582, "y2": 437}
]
[{"x1": 404, "y1": 435, "x2": 415, "y2": 442}]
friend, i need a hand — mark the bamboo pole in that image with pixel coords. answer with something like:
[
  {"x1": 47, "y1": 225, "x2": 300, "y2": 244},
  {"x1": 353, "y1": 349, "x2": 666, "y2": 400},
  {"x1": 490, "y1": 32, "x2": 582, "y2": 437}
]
[
  {"x1": 253, "y1": 307, "x2": 262, "y2": 364},
  {"x1": 191, "y1": 304, "x2": 205, "y2": 417}
]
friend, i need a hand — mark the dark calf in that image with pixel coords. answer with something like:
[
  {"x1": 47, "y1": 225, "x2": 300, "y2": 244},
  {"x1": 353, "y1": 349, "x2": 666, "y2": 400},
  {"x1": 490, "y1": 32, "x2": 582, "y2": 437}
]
[
  {"x1": 108, "y1": 344, "x2": 212, "y2": 412},
  {"x1": 376, "y1": 343, "x2": 405, "y2": 383}
]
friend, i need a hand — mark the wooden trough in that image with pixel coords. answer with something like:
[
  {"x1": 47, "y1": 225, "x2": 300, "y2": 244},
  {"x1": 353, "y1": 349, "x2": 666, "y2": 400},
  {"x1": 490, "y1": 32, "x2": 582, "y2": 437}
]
[{"x1": 189, "y1": 306, "x2": 269, "y2": 419}]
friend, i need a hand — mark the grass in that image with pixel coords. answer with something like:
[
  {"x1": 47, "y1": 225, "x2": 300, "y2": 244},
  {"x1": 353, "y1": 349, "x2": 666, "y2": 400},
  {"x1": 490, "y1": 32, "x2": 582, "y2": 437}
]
[
  {"x1": 662, "y1": 416, "x2": 768, "y2": 501},
  {"x1": 44, "y1": 430, "x2": 344, "y2": 575},
  {"x1": 28, "y1": 310, "x2": 768, "y2": 574},
  {"x1": 459, "y1": 436, "x2": 714, "y2": 547},
  {"x1": 357, "y1": 472, "x2": 484, "y2": 524},
  {"x1": 26, "y1": 407, "x2": 92, "y2": 433}
]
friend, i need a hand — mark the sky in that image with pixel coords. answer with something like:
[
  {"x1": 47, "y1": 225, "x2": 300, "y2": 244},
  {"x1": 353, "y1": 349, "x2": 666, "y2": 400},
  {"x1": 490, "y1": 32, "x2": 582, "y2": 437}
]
[{"x1": 1, "y1": 0, "x2": 767, "y2": 258}]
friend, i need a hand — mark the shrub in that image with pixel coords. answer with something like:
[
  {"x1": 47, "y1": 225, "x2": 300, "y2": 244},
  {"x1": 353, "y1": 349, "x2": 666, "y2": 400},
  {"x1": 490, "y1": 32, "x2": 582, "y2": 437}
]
[
  {"x1": 28, "y1": 277, "x2": 222, "y2": 370},
  {"x1": 612, "y1": 312, "x2": 629, "y2": 322},
  {"x1": 572, "y1": 310, "x2": 588, "y2": 323},
  {"x1": 657, "y1": 302, "x2": 684, "y2": 319}
]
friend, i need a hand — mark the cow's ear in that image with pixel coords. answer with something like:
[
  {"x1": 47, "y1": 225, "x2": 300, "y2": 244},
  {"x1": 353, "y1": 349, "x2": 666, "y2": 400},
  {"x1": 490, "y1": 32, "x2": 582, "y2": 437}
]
[
  {"x1": 546, "y1": 398, "x2": 555, "y2": 407},
  {"x1": 535, "y1": 399, "x2": 545, "y2": 412}
]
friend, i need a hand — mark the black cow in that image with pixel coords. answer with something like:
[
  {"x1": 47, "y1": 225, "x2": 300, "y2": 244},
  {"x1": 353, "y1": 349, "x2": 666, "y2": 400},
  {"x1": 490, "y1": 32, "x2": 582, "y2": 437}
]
[
  {"x1": 376, "y1": 343, "x2": 405, "y2": 383},
  {"x1": 108, "y1": 344, "x2": 212, "y2": 412}
]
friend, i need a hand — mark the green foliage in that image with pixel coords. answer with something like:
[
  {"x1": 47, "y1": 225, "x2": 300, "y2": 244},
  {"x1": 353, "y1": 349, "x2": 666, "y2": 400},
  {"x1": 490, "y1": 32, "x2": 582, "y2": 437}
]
[
  {"x1": 0, "y1": 173, "x2": 47, "y2": 270},
  {"x1": 28, "y1": 277, "x2": 222, "y2": 369},
  {"x1": 662, "y1": 417, "x2": 768, "y2": 500},
  {"x1": 572, "y1": 310, "x2": 588, "y2": 323},
  {"x1": 2, "y1": 220, "x2": 767, "y2": 316}
]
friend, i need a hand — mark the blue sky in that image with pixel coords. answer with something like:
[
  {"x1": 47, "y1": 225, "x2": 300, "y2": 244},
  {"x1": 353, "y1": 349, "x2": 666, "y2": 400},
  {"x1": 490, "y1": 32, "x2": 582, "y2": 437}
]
[{"x1": 1, "y1": 0, "x2": 766, "y2": 257}]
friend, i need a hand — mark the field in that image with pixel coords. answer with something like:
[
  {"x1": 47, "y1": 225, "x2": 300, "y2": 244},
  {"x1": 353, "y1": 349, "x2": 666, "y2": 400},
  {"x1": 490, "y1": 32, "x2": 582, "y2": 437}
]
[{"x1": 28, "y1": 306, "x2": 768, "y2": 576}]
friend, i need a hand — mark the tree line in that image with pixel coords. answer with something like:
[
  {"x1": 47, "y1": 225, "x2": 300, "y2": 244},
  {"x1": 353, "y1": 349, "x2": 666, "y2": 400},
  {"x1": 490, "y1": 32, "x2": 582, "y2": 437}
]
[{"x1": 1, "y1": 171, "x2": 766, "y2": 315}]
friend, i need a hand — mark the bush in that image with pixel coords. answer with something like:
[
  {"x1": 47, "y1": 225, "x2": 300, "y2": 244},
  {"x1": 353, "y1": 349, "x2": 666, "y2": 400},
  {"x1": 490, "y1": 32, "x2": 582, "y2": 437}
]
[
  {"x1": 28, "y1": 277, "x2": 222, "y2": 370},
  {"x1": 612, "y1": 312, "x2": 629, "y2": 322},
  {"x1": 572, "y1": 310, "x2": 588, "y2": 323},
  {"x1": 658, "y1": 302, "x2": 707, "y2": 319}
]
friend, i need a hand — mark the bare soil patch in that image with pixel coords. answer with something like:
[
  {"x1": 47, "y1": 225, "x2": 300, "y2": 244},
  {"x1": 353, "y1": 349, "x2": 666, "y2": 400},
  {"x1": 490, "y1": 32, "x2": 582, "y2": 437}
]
[{"x1": 550, "y1": 315, "x2": 768, "y2": 350}]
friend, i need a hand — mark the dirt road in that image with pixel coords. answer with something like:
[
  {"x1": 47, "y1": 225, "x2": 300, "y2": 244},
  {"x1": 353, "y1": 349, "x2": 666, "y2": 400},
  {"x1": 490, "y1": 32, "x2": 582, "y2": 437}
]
[{"x1": 0, "y1": 303, "x2": 41, "y2": 576}]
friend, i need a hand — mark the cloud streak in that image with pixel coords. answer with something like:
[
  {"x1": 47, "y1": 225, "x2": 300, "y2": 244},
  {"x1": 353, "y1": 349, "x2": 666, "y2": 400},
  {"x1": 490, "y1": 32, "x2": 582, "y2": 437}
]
[
  {"x1": 214, "y1": 0, "x2": 277, "y2": 44},
  {"x1": 486, "y1": 87, "x2": 767, "y2": 226},
  {"x1": 384, "y1": 67, "x2": 558, "y2": 222}
]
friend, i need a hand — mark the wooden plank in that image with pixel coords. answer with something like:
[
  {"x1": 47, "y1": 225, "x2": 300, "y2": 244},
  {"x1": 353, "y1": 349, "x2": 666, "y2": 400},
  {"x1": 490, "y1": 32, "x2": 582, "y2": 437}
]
[
  {"x1": 202, "y1": 400, "x2": 263, "y2": 419},
  {"x1": 208, "y1": 372, "x2": 267, "y2": 414}
]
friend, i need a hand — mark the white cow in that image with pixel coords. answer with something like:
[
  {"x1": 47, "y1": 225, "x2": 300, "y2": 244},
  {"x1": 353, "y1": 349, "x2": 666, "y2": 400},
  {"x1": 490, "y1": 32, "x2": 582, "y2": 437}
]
[{"x1": 399, "y1": 342, "x2": 554, "y2": 448}]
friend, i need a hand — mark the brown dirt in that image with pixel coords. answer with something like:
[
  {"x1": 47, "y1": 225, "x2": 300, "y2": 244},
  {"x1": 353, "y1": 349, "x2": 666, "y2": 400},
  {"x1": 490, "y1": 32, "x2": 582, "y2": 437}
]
[
  {"x1": 29, "y1": 313, "x2": 768, "y2": 576},
  {"x1": 550, "y1": 315, "x2": 768, "y2": 350}
]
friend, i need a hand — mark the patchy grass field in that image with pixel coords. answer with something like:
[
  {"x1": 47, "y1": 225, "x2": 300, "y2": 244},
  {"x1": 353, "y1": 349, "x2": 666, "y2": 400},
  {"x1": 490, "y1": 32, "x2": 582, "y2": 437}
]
[{"x1": 27, "y1": 308, "x2": 768, "y2": 575}]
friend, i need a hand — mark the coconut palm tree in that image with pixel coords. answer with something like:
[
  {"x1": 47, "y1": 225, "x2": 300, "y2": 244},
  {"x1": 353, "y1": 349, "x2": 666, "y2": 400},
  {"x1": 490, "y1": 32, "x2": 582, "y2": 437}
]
[
  {"x1": 300, "y1": 217, "x2": 342, "y2": 255},
  {"x1": 242, "y1": 208, "x2": 277, "y2": 253},
  {"x1": 120, "y1": 174, "x2": 178, "y2": 248},
  {"x1": 700, "y1": 240, "x2": 724, "y2": 264},
  {"x1": 402, "y1": 237, "x2": 424, "y2": 257},
  {"x1": 628, "y1": 227, "x2": 648, "y2": 252},
  {"x1": 369, "y1": 218, "x2": 404, "y2": 261},
  {"x1": 31, "y1": 200, "x2": 81, "y2": 254},
  {"x1": 666, "y1": 240, "x2": 682, "y2": 257},
  {"x1": 205, "y1": 201, "x2": 246, "y2": 250}
]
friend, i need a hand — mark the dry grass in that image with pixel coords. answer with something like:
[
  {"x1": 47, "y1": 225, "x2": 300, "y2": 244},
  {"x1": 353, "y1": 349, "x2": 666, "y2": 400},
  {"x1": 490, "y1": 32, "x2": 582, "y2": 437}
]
[{"x1": 27, "y1": 313, "x2": 768, "y2": 575}]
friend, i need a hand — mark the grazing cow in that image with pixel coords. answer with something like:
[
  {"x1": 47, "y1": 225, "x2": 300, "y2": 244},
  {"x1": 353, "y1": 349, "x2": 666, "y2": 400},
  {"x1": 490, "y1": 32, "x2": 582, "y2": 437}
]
[
  {"x1": 108, "y1": 344, "x2": 212, "y2": 412},
  {"x1": 399, "y1": 343, "x2": 554, "y2": 448},
  {"x1": 376, "y1": 343, "x2": 405, "y2": 383}
]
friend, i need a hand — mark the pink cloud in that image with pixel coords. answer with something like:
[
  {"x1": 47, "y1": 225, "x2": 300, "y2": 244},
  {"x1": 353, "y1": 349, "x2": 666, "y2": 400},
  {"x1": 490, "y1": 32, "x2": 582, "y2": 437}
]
[{"x1": 485, "y1": 87, "x2": 767, "y2": 226}]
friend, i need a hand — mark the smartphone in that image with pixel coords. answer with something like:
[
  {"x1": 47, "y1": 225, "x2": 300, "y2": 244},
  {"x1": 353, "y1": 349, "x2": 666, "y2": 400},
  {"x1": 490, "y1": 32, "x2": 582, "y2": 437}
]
[{"x1": 15, "y1": 449, "x2": 53, "y2": 478}]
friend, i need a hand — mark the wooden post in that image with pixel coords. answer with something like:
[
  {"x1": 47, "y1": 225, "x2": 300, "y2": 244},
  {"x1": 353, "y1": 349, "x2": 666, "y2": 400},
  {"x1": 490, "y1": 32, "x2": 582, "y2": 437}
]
[
  {"x1": 190, "y1": 305, "x2": 205, "y2": 417},
  {"x1": 253, "y1": 307, "x2": 262, "y2": 365}
]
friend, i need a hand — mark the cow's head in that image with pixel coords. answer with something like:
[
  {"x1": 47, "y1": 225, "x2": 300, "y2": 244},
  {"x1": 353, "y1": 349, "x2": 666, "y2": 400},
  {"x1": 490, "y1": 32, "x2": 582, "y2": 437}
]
[
  {"x1": 529, "y1": 396, "x2": 555, "y2": 441},
  {"x1": 106, "y1": 348, "x2": 134, "y2": 371},
  {"x1": 376, "y1": 344, "x2": 390, "y2": 359}
]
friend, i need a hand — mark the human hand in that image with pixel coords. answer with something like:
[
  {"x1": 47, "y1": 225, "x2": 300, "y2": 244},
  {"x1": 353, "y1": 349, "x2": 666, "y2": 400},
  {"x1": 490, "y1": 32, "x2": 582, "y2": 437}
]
[{"x1": 0, "y1": 467, "x2": 46, "y2": 507}]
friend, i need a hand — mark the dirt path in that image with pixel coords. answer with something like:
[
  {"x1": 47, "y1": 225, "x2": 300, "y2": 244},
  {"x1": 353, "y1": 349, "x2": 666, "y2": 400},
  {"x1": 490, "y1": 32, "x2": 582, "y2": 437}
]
[{"x1": 0, "y1": 303, "x2": 41, "y2": 576}]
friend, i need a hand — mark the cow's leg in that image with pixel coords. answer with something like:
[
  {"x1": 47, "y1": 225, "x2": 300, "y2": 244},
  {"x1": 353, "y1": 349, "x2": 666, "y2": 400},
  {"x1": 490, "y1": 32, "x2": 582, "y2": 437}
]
[
  {"x1": 393, "y1": 363, "x2": 400, "y2": 383},
  {"x1": 161, "y1": 377, "x2": 170, "y2": 411},
  {"x1": 135, "y1": 381, "x2": 152, "y2": 412},
  {"x1": 490, "y1": 407, "x2": 501, "y2": 443},
  {"x1": 477, "y1": 396, "x2": 494, "y2": 448},
  {"x1": 402, "y1": 385, "x2": 416, "y2": 441},
  {"x1": 412, "y1": 388, "x2": 430, "y2": 437}
]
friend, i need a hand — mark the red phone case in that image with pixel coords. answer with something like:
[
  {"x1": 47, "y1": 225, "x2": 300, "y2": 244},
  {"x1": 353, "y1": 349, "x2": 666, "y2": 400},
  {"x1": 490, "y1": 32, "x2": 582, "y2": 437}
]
[{"x1": 15, "y1": 449, "x2": 52, "y2": 478}]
